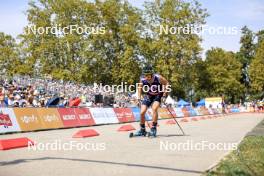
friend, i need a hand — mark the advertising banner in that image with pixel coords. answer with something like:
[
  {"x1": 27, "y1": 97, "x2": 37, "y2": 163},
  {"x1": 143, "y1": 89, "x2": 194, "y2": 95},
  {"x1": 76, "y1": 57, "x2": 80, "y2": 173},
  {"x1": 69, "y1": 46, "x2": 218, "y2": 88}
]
[
  {"x1": 0, "y1": 108, "x2": 21, "y2": 133},
  {"x1": 230, "y1": 108, "x2": 240, "y2": 113},
  {"x1": 113, "y1": 108, "x2": 135, "y2": 123},
  {"x1": 211, "y1": 108, "x2": 219, "y2": 114},
  {"x1": 208, "y1": 108, "x2": 214, "y2": 115},
  {"x1": 200, "y1": 107, "x2": 210, "y2": 115},
  {"x1": 146, "y1": 109, "x2": 153, "y2": 120},
  {"x1": 57, "y1": 108, "x2": 80, "y2": 127},
  {"x1": 188, "y1": 108, "x2": 197, "y2": 116},
  {"x1": 173, "y1": 108, "x2": 184, "y2": 117},
  {"x1": 205, "y1": 97, "x2": 222, "y2": 109},
  {"x1": 37, "y1": 108, "x2": 63, "y2": 129},
  {"x1": 89, "y1": 108, "x2": 119, "y2": 124},
  {"x1": 181, "y1": 108, "x2": 190, "y2": 117},
  {"x1": 131, "y1": 107, "x2": 152, "y2": 121},
  {"x1": 74, "y1": 108, "x2": 95, "y2": 126},
  {"x1": 131, "y1": 107, "x2": 141, "y2": 121},
  {"x1": 158, "y1": 108, "x2": 176, "y2": 119},
  {"x1": 194, "y1": 109, "x2": 202, "y2": 116},
  {"x1": 14, "y1": 108, "x2": 44, "y2": 131}
]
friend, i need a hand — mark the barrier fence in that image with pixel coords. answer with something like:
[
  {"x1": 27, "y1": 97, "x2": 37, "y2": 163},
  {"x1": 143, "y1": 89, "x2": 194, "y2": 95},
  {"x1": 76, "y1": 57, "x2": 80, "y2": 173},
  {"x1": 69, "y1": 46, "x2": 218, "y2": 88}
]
[{"x1": 0, "y1": 107, "x2": 262, "y2": 134}]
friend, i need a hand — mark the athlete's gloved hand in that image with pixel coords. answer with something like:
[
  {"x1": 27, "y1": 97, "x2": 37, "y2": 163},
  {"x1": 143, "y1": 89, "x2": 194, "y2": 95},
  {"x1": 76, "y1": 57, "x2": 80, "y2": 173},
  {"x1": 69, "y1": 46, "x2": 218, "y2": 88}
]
[
  {"x1": 161, "y1": 96, "x2": 167, "y2": 104},
  {"x1": 137, "y1": 98, "x2": 142, "y2": 105}
]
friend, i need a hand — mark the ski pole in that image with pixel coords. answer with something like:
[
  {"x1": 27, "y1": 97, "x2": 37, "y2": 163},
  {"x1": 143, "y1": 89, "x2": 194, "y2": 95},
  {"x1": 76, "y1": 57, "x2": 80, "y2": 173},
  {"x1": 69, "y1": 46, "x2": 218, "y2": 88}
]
[{"x1": 165, "y1": 103, "x2": 185, "y2": 135}]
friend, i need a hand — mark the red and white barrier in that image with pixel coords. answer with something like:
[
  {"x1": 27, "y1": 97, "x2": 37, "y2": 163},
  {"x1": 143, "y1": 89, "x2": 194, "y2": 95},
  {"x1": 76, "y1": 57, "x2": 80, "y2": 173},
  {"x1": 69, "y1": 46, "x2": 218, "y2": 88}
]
[{"x1": 0, "y1": 106, "x2": 257, "y2": 134}]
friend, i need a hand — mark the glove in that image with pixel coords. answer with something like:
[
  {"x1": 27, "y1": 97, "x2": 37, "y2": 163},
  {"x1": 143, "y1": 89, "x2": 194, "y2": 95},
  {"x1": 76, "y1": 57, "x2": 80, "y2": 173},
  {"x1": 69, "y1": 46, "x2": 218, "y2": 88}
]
[
  {"x1": 137, "y1": 98, "x2": 142, "y2": 105},
  {"x1": 161, "y1": 96, "x2": 167, "y2": 104}
]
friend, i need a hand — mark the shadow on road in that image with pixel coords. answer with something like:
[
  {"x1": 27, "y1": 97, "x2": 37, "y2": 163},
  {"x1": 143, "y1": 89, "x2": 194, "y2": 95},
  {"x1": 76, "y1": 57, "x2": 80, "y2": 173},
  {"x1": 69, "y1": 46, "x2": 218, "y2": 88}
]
[
  {"x1": 157, "y1": 134, "x2": 189, "y2": 138},
  {"x1": 0, "y1": 157, "x2": 203, "y2": 174}
]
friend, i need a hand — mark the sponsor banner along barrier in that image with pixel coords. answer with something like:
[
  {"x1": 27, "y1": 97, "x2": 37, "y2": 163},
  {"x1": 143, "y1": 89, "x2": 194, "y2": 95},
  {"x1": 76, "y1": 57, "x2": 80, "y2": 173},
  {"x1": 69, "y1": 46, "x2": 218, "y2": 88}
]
[
  {"x1": 113, "y1": 108, "x2": 135, "y2": 123},
  {"x1": 131, "y1": 107, "x2": 141, "y2": 121},
  {"x1": 158, "y1": 108, "x2": 176, "y2": 119},
  {"x1": 167, "y1": 108, "x2": 177, "y2": 118},
  {"x1": 146, "y1": 109, "x2": 153, "y2": 120},
  {"x1": 0, "y1": 108, "x2": 21, "y2": 133},
  {"x1": 14, "y1": 108, "x2": 45, "y2": 131},
  {"x1": 194, "y1": 109, "x2": 202, "y2": 116},
  {"x1": 196, "y1": 108, "x2": 204, "y2": 116},
  {"x1": 89, "y1": 108, "x2": 119, "y2": 125},
  {"x1": 0, "y1": 107, "x2": 245, "y2": 134},
  {"x1": 74, "y1": 108, "x2": 95, "y2": 126},
  {"x1": 188, "y1": 108, "x2": 197, "y2": 117},
  {"x1": 181, "y1": 108, "x2": 190, "y2": 117},
  {"x1": 230, "y1": 108, "x2": 240, "y2": 113},
  {"x1": 248, "y1": 107, "x2": 255, "y2": 112},
  {"x1": 208, "y1": 108, "x2": 214, "y2": 115},
  {"x1": 211, "y1": 108, "x2": 220, "y2": 114},
  {"x1": 205, "y1": 97, "x2": 222, "y2": 109},
  {"x1": 37, "y1": 108, "x2": 64, "y2": 129},
  {"x1": 199, "y1": 107, "x2": 210, "y2": 115},
  {"x1": 173, "y1": 108, "x2": 184, "y2": 117},
  {"x1": 131, "y1": 107, "x2": 152, "y2": 121},
  {"x1": 239, "y1": 107, "x2": 247, "y2": 112},
  {"x1": 215, "y1": 108, "x2": 222, "y2": 114},
  {"x1": 57, "y1": 108, "x2": 80, "y2": 128},
  {"x1": 225, "y1": 109, "x2": 231, "y2": 113},
  {"x1": 158, "y1": 108, "x2": 169, "y2": 119}
]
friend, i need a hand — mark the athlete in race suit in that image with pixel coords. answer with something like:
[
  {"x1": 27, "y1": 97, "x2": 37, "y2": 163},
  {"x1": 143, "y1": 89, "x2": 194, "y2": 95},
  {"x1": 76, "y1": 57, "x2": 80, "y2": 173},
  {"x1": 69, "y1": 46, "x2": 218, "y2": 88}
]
[{"x1": 136, "y1": 65, "x2": 169, "y2": 137}]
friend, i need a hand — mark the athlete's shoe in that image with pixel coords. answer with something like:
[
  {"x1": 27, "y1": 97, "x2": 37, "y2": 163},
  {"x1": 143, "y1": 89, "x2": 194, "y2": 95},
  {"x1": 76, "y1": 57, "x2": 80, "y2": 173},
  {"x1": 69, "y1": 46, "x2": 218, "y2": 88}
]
[
  {"x1": 148, "y1": 126, "x2": 157, "y2": 137},
  {"x1": 134, "y1": 128, "x2": 147, "y2": 136}
]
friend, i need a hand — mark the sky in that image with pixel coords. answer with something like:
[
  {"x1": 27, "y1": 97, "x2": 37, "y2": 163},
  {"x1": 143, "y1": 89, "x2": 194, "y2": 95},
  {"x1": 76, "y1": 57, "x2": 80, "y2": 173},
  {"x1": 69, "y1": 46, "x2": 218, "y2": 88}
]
[{"x1": 0, "y1": 0, "x2": 263, "y2": 57}]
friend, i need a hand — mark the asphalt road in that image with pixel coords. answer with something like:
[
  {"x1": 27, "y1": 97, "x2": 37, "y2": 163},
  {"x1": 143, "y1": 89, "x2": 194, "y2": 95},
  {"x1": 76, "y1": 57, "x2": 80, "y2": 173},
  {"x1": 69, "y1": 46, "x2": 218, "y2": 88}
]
[{"x1": 0, "y1": 113, "x2": 263, "y2": 176}]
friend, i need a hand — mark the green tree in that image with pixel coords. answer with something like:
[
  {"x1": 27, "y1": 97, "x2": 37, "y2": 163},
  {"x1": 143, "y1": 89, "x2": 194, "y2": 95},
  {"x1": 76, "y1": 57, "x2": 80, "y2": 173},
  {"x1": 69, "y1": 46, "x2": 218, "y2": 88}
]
[
  {"x1": 0, "y1": 32, "x2": 23, "y2": 76},
  {"x1": 205, "y1": 48, "x2": 244, "y2": 103},
  {"x1": 249, "y1": 40, "x2": 264, "y2": 99},
  {"x1": 237, "y1": 26, "x2": 255, "y2": 96},
  {"x1": 19, "y1": 0, "x2": 99, "y2": 81},
  {"x1": 91, "y1": 0, "x2": 142, "y2": 85},
  {"x1": 192, "y1": 59, "x2": 211, "y2": 101},
  {"x1": 140, "y1": 0, "x2": 208, "y2": 99},
  {"x1": 256, "y1": 29, "x2": 264, "y2": 48},
  {"x1": 19, "y1": 0, "x2": 142, "y2": 85}
]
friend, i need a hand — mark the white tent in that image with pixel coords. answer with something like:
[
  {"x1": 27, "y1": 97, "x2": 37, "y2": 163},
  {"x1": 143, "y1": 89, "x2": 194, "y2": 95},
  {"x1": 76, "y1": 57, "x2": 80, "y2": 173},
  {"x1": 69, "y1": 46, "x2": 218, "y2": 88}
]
[{"x1": 165, "y1": 95, "x2": 176, "y2": 105}]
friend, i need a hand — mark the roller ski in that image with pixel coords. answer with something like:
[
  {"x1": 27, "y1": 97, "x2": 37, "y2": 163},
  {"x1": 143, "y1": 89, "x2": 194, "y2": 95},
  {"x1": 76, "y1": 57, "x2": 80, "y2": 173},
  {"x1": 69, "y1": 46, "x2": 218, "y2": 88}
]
[{"x1": 129, "y1": 128, "x2": 147, "y2": 138}]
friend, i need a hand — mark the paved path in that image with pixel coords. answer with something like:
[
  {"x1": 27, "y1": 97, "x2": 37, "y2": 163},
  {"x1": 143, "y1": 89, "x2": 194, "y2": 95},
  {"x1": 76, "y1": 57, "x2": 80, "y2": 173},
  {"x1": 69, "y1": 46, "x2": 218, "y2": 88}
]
[{"x1": 0, "y1": 113, "x2": 263, "y2": 176}]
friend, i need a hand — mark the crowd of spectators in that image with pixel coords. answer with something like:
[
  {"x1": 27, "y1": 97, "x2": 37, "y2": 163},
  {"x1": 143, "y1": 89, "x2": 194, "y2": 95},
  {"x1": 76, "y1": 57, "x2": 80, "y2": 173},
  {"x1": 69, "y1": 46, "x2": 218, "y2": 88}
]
[{"x1": 0, "y1": 75, "x2": 136, "y2": 108}]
